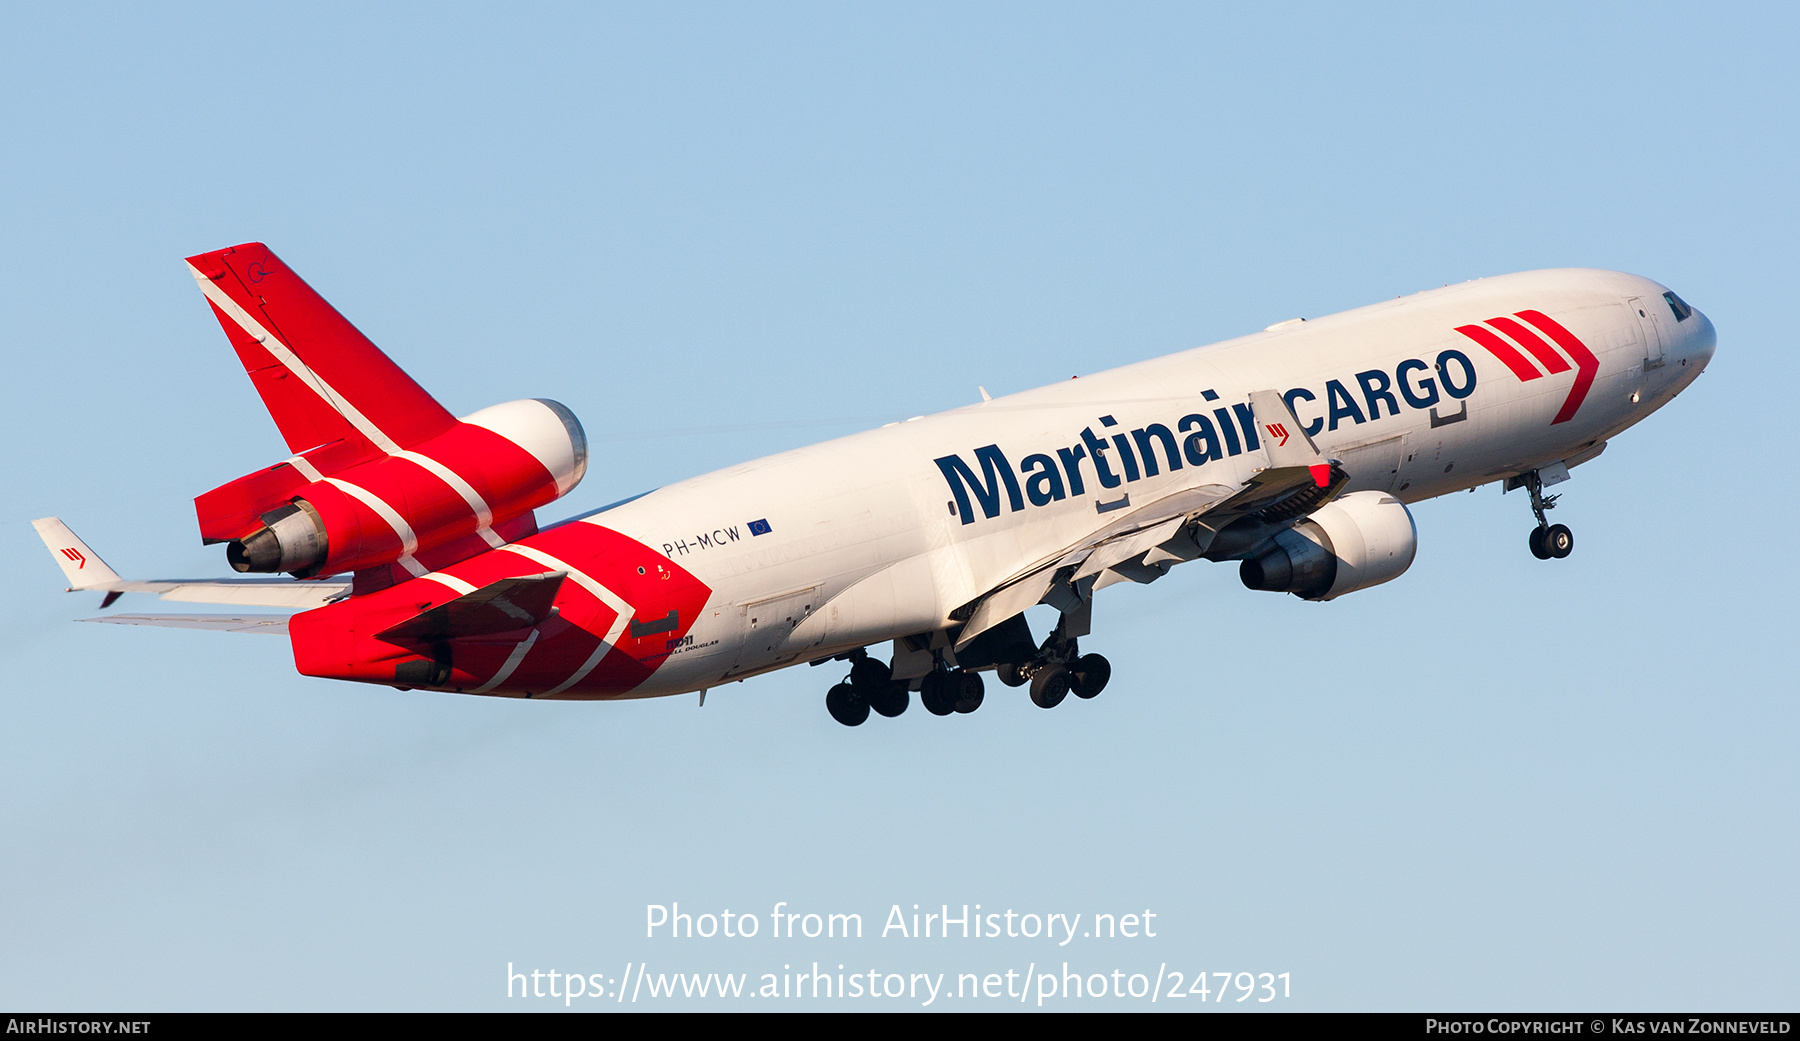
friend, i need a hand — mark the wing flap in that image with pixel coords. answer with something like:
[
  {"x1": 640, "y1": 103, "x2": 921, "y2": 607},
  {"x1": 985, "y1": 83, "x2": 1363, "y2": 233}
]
[
  {"x1": 953, "y1": 484, "x2": 1238, "y2": 650},
  {"x1": 957, "y1": 568, "x2": 1059, "y2": 650},
  {"x1": 1072, "y1": 515, "x2": 1188, "y2": 583}
]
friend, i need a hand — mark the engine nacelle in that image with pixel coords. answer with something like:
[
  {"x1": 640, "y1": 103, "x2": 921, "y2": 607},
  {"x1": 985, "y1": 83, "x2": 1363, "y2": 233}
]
[
  {"x1": 207, "y1": 398, "x2": 587, "y2": 578},
  {"x1": 1239, "y1": 490, "x2": 1417, "y2": 601}
]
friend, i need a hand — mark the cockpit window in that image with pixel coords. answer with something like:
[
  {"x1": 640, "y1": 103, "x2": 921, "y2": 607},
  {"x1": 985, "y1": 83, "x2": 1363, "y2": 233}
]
[{"x1": 1663, "y1": 291, "x2": 1694, "y2": 322}]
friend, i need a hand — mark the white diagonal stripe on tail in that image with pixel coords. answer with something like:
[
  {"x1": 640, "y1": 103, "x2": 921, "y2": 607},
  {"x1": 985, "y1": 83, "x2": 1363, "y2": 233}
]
[
  {"x1": 322, "y1": 478, "x2": 426, "y2": 577},
  {"x1": 189, "y1": 263, "x2": 402, "y2": 455}
]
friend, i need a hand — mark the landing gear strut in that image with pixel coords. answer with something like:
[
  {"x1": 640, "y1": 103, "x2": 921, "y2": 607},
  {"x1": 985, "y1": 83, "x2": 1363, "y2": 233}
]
[{"x1": 1522, "y1": 470, "x2": 1573, "y2": 560}]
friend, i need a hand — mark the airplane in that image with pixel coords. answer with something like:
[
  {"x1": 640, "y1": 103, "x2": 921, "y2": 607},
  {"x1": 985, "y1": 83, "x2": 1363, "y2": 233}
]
[{"x1": 34, "y1": 244, "x2": 1714, "y2": 725}]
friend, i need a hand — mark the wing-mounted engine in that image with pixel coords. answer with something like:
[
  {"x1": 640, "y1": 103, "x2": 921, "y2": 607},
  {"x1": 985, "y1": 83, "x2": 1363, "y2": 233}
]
[
  {"x1": 183, "y1": 242, "x2": 587, "y2": 581},
  {"x1": 1238, "y1": 490, "x2": 1417, "y2": 600}
]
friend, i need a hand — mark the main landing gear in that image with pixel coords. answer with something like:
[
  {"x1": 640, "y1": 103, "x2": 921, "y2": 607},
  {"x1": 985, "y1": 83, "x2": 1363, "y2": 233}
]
[
  {"x1": 824, "y1": 656, "x2": 984, "y2": 727},
  {"x1": 822, "y1": 623, "x2": 1114, "y2": 725},
  {"x1": 825, "y1": 653, "x2": 909, "y2": 727},
  {"x1": 1014, "y1": 615, "x2": 1111, "y2": 710},
  {"x1": 1522, "y1": 469, "x2": 1574, "y2": 561},
  {"x1": 919, "y1": 668, "x2": 984, "y2": 716}
]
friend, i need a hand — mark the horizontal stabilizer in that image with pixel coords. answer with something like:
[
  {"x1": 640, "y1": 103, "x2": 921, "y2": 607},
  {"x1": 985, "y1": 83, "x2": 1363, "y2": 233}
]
[
  {"x1": 83, "y1": 614, "x2": 292, "y2": 635},
  {"x1": 375, "y1": 571, "x2": 566, "y2": 645}
]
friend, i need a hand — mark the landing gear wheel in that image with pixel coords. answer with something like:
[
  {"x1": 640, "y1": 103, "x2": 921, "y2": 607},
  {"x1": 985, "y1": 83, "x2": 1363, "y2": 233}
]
[
  {"x1": 953, "y1": 670, "x2": 985, "y2": 713},
  {"x1": 850, "y1": 656, "x2": 891, "y2": 691},
  {"x1": 1071, "y1": 654, "x2": 1111, "y2": 699},
  {"x1": 1030, "y1": 666, "x2": 1070, "y2": 709},
  {"x1": 920, "y1": 672, "x2": 957, "y2": 716},
  {"x1": 825, "y1": 682, "x2": 869, "y2": 727},
  {"x1": 1522, "y1": 469, "x2": 1567, "y2": 560},
  {"x1": 869, "y1": 681, "x2": 909, "y2": 718},
  {"x1": 996, "y1": 663, "x2": 1029, "y2": 688}
]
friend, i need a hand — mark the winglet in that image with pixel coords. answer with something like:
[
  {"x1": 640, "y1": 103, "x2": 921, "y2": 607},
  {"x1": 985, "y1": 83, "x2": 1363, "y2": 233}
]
[
  {"x1": 32, "y1": 518, "x2": 124, "y2": 591},
  {"x1": 1247, "y1": 390, "x2": 1331, "y2": 487}
]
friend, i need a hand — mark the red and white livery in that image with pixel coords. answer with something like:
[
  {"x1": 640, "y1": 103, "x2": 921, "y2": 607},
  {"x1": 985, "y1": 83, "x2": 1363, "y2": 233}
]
[{"x1": 36, "y1": 244, "x2": 1715, "y2": 724}]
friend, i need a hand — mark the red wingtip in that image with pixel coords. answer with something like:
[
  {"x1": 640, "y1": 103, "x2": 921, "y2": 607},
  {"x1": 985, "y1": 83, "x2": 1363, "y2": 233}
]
[{"x1": 1310, "y1": 463, "x2": 1332, "y2": 488}]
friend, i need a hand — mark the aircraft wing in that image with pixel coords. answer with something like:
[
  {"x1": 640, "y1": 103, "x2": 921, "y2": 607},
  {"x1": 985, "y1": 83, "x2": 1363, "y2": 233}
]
[
  {"x1": 954, "y1": 389, "x2": 1345, "y2": 648},
  {"x1": 83, "y1": 614, "x2": 293, "y2": 635},
  {"x1": 954, "y1": 483, "x2": 1239, "y2": 647},
  {"x1": 33, "y1": 517, "x2": 349, "y2": 609}
]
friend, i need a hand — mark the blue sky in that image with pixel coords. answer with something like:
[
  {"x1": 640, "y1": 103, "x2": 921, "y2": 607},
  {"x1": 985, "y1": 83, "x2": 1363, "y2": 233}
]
[{"x1": 2, "y1": 3, "x2": 1794, "y2": 1010}]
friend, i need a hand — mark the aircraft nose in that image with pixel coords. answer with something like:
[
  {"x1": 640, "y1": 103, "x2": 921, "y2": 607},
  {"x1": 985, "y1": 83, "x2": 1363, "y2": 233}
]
[{"x1": 1687, "y1": 307, "x2": 1717, "y2": 372}]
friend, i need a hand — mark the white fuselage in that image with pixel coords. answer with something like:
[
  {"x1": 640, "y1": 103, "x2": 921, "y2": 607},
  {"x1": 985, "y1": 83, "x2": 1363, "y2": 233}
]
[{"x1": 579, "y1": 268, "x2": 1712, "y2": 697}]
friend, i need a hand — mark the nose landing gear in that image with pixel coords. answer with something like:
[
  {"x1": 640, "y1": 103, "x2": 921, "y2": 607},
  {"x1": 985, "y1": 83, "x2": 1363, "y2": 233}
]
[
  {"x1": 1522, "y1": 469, "x2": 1574, "y2": 560},
  {"x1": 1528, "y1": 522, "x2": 1574, "y2": 560}
]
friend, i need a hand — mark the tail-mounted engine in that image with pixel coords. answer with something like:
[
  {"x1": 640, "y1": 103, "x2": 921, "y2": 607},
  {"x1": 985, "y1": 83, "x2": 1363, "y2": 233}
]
[
  {"x1": 199, "y1": 398, "x2": 587, "y2": 578},
  {"x1": 1238, "y1": 490, "x2": 1417, "y2": 601}
]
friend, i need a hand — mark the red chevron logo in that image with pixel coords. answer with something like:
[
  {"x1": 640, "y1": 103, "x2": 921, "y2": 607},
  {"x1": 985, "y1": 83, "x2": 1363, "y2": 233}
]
[
  {"x1": 60, "y1": 547, "x2": 85, "y2": 569},
  {"x1": 1264, "y1": 422, "x2": 1291, "y2": 447},
  {"x1": 1453, "y1": 310, "x2": 1599, "y2": 424}
]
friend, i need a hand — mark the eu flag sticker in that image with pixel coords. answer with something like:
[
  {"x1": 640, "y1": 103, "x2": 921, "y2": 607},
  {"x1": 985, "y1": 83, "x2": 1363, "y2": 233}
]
[{"x1": 748, "y1": 518, "x2": 772, "y2": 536}]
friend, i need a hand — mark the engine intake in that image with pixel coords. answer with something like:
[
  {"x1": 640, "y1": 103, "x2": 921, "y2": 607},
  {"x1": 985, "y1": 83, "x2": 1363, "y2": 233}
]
[{"x1": 1239, "y1": 491, "x2": 1417, "y2": 601}]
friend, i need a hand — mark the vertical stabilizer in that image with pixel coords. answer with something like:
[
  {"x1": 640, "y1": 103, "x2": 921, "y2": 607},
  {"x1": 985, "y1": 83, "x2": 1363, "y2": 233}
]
[{"x1": 185, "y1": 243, "x2": 457, "y2": 458}]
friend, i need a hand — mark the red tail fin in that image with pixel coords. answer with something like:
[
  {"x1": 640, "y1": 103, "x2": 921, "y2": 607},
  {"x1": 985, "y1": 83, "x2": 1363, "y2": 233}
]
[{"x1": 185, "y1": 243, "x2": 456, "y2": 457}]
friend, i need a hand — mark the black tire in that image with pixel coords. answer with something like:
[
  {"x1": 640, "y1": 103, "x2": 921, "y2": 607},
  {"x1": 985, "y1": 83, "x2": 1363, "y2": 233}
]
[
  {"x1": 1546, "y1": 523, "x2": 1574, "y2": 559},
  {"x1": 996, "y1": 663, "x2": 1029, "y2": 688},
  {"x1": 920, "y1": 673, "x2": 957, "y2": 716},
  {"x1": 1071, "y1": 653, "x2": 1110, "y2": 699},
  {"x1": 825, "y1": 683, "x2": 869, "y2": 727},
  {"x1": 850, "y1": 655, "x2": 892, "y2": 692},
  {"x1": 869, "y1": 681, "x2": 909, "y2": 718},
  {"x1": 1528, "y1": 525, "x2": 1552, "y2": 560},
  {"x1": 1030, "y1": 666, "x2": 1070, "y2": 709},
  {"x1": 953, "y1": 670, "x2": 985, "y2": 713}
]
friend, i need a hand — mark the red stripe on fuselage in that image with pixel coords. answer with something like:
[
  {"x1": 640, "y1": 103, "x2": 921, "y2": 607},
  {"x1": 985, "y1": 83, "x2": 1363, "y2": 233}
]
[
  {"x1": 1514, "y1": 309, "x2": 1600, "y2": 425},
  {"x1": 1455, "y1": 324, "x2": 1544, "y2": 382},
  {"x1": 1485, "y1": 316, "x2": 1571, "y2": 375}
]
